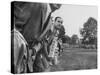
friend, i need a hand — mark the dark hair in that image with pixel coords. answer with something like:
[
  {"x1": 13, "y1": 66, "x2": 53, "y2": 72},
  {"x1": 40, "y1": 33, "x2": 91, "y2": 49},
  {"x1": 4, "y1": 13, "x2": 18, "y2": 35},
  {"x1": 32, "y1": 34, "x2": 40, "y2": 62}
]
[{"x1": 55, "y1": 16, "x2": 62, "y2": 21}]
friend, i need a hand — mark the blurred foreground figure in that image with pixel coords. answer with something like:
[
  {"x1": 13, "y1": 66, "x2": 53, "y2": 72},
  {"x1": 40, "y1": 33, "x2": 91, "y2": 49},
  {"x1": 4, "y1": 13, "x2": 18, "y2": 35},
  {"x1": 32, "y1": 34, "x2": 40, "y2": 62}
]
[
  {"x1": 32, "y1": 3, "x2": 62, "y2": 72},
  {"x1": 11, "y1": 28, "x2": 28, "y2": 73},
  {"x1": 12, "y1": 1, "x2": 61, "y2": 73}
]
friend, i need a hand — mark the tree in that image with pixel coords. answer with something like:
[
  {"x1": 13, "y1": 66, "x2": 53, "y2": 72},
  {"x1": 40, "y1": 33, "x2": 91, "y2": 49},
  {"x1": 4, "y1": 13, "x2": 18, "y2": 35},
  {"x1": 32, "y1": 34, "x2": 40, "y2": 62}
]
[
  {"x1": 80, "y1": 17, "x2": 97, "y2": 46},
  {"x1": 62, "y1": 35, "x2": 71, "y2": 43},
  {"x1": 71, "y1": 34, "x2": 79, "y2": 45}
]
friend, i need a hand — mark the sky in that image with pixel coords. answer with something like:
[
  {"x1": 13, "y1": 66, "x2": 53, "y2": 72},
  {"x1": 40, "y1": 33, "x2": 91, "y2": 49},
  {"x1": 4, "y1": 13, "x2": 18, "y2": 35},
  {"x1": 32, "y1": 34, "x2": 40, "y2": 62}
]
[{"x1": 52, "y1": 4, "x2": 98, "y2": 38}]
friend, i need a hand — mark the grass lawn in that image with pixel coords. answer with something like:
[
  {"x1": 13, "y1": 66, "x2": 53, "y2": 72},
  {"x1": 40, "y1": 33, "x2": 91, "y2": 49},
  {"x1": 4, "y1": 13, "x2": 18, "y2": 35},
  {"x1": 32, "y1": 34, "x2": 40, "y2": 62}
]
[{"x1": 50, "y1": 48, "x2": 97, "y2": 72}]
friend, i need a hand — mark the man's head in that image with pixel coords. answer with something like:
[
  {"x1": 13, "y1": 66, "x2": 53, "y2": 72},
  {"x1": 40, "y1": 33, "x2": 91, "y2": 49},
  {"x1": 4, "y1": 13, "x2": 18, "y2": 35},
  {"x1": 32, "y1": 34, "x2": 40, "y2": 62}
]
[{"x1": 54, "y1": 17, "x2": 63, "y2": 26}]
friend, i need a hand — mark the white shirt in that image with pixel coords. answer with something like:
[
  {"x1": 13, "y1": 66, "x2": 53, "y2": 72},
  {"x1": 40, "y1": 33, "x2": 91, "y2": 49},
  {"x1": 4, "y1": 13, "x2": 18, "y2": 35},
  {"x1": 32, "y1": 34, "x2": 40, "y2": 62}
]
[{"x1": 49, "y1": 36, "x2": 59, "y2": 58}]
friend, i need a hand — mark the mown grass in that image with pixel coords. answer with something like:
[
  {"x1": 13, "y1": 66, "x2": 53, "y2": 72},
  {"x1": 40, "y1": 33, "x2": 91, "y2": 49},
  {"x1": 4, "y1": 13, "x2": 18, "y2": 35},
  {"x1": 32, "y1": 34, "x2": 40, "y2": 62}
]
[{"x1": 50, "y1": 48, "x2": 97, "y2": 72}]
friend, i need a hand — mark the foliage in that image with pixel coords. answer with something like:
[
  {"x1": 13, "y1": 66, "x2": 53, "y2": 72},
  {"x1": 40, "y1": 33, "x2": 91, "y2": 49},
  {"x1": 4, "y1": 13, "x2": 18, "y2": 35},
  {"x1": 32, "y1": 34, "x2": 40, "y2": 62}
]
[
  {"x1": 71, "y1": 34, "x2": 79, "y2": 45},
  {"x1": 62, "y1": 35, "x2": 71, "y2": 43},
  {"x1": 80, "y1": 17, "x2": 97, "y2": 46}
]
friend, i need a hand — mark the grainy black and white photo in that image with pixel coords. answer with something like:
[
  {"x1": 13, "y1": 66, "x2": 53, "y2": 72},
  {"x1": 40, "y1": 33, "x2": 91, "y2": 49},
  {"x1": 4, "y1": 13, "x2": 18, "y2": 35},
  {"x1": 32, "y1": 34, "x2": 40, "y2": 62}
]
[{"x1": 11, "y1": 1, "x2": 97, "y2": 74}]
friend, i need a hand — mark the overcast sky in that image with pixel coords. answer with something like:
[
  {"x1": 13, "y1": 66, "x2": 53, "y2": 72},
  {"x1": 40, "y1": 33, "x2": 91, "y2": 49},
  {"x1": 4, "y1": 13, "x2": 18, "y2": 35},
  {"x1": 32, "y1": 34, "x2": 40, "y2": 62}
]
[{"x1": 52, "y1": 4, "x2": 98, "y2": 38}]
